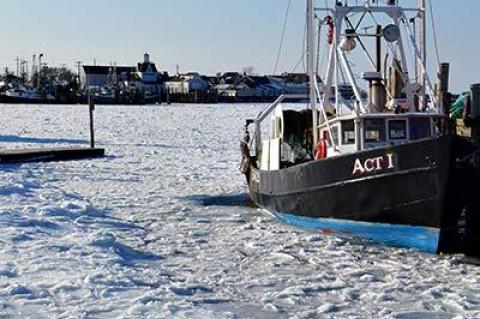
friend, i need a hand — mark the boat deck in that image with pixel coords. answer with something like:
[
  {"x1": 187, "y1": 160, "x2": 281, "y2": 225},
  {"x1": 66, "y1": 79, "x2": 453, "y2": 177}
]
[{"x1": 0, "y1": 147, "x2": 105, "y2": 164}]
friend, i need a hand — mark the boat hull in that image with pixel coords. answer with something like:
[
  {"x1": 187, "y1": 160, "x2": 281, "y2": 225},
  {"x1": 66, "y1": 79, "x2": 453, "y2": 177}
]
[
  {"x1": 274, "y1": 212, "x2": 440, "y2": 253},
  {"x1": 245, "y1": 135, "x2": 480, "y2": 255},
  {"x1": 0, "y1": 94, "x2": 56, "y2": 104}
]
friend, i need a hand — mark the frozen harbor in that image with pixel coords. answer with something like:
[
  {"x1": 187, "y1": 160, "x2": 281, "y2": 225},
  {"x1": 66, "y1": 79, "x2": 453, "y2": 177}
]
[{"x1": 0, "y1": 104, "x2": 479, "y2": 318}]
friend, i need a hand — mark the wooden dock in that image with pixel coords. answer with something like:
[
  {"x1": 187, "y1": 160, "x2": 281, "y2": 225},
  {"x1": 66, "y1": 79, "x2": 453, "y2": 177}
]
[{"x1": 0, "y1": 147, "x2": 105, "y2": 164}]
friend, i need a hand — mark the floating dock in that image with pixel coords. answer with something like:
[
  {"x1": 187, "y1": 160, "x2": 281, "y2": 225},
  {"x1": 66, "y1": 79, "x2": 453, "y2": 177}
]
[{"x1": 0, "y1": 147, "x2": 105, "y2": 164}]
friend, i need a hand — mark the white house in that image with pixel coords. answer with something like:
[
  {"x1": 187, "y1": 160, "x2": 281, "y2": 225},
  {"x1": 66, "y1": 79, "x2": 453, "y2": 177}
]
[
  {"x1": 133, "y1": 53, "x2": 166, "y2": 95},
  {"x1": 165, "y1": 73, "x2": 210, "y2": 94}
]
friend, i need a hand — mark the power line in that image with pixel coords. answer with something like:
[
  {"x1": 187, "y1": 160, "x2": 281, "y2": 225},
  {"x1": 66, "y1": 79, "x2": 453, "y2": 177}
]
[{"x1": 427, "y1": 0, "x2": 441, "y2": 66}]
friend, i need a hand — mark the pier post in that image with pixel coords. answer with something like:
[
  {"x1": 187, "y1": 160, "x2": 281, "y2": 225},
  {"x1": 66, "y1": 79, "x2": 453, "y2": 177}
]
[{"x1": 89, "y1": 97, "x2": 96, "y2": 148}]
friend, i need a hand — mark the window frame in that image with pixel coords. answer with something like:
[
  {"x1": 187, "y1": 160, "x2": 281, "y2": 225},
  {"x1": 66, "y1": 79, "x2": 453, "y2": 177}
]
[
  {"x1": 341, "y1": 120, "x2": 356, "y2": 145},
  {"x1": 364, "y1": 119, "x2": 386, "y2": 143},
  {"x1": 388, "y1": 119, "x2": 408, "y2": 140},
  {"x1": 410, "y1": 117, "x2": 433, "y2": 140}
]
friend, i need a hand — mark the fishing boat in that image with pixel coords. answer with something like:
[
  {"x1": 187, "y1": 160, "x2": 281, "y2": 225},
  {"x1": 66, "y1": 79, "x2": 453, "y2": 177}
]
[
  {"x1": 240, "y1": 0, "x2": 480, "y2": 255},
  {"x1": 0, "y1": 88, "x2": 56, "y2": 104}
]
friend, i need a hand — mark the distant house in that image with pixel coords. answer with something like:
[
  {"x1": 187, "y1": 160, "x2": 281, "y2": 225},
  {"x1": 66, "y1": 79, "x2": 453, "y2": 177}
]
[
  {"x1": 165, "y1": 72, "x2": 210, "y2": 94},
  {"x1": 133, "y1": 53, "x2": 167, "y2": 95},
  {"x1": 215, "y1": 73, "x2": 285, "y2": 101},
  {"x1": 219, "y1": 72, "x2": 243, "y2": 86},
  {"x1": 137, "y1": 53, "x2": 159, "y2": 83},
  {"x1": 241, "y1": 76, "x2": 285, "y2": 97},
  {"x1": 214, "y1": 72, "x2": 243, "y2": 98},
  {"x1": 201, "y1": 75, "x2": 218, "y2": 87},
  {"x1": 82, "y1": 65, "x2": 137, "y2": 89},
  {"x1": 270, "y1": 73, "x2": 309, "y2": 95}
]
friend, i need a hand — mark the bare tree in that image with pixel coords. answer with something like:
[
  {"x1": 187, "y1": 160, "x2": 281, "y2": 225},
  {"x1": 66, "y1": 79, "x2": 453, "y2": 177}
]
[{"x1": 242, "y1": 66, "x2": 255, "y2": 76}]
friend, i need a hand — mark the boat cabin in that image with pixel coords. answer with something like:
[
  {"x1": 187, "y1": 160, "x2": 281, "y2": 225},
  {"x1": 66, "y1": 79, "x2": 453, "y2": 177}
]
[
  {"x1": 319, "y1": 113, "x2": 446, "y2": 157},
  {"x1": 259, "y1": 106, "x2": 446, "y2": 171}
]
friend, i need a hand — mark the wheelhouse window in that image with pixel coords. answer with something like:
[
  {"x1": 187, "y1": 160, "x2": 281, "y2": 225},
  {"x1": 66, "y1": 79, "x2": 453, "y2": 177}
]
[
  {"x1": 364, "y1": 119, "x2": 386, "y2": 143},
  {"x1": 341, "y1": 120, "x2": 355, "y2": 145},
  {"x1": 388, "y1": 120, "x2": 407, "y2": 140},
  {"x1": 410, "y1": 118, "x2": 431, "y2": 140}
]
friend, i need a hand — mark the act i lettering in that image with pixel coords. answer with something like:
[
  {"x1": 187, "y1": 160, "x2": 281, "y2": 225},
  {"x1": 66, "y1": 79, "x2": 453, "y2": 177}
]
[{"x1": 352, "y1": 154, "x2": 395, "y2": 176}]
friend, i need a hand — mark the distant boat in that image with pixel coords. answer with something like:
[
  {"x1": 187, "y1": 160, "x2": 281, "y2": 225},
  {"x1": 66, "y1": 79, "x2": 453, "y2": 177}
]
[
  {"x1": 0, "y1": 88, "x2": 56, "y2": 104},
  {"x1": 90, "y1": 87, "x2": 118, "y2": 105},
  {"x1": 240, "y1": 0, "x2": 480, "y2": 256}
]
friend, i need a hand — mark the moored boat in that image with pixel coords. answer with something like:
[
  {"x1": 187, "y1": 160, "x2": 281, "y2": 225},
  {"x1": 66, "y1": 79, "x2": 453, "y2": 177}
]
[
  {"x1": 240, "y1": 0, "x2": 480, "y2": 255},
  {"x1": 0, "y1": 88, "x2": 56, "y2": 104}
]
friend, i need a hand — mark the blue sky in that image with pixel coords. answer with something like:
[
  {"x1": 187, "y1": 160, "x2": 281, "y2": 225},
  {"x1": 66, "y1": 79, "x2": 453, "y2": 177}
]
[{"x1": 0, "y1": 0, "x2": 478, "y2": 91}]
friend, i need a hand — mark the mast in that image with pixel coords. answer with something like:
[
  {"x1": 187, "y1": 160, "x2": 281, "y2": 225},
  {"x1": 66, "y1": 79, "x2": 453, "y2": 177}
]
[
  {"x1": 31, "y1": 54, "x2": 36, "y2": 83},
  {"x1": 37, "y1": 54, "x2": 43, "y2": 90},
  {"x1": 419, "y1": 0, "x2": 427, "y2": 110},
  {"x1": 307, "y1": 0, "x2": 318, "y2": 149}
]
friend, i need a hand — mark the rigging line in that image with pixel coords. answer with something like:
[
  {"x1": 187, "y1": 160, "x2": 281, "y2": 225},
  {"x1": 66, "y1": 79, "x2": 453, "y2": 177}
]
[
  {"x1": 301, "y1": 13, "x2": 308, "y2": 73},
  {"x1": 339, "y1": 58, "x2": 347, "y2": 83},
  {"x1": 316, "y1": 20, "x2": 324, "y2": 77},
  {"x1": 292, "y1": 21, "x2": 307, "y2": 73},
  {"x1": 319, "y1": 30, "x2": 330, "y2": 75},
  {"x1": 354, "y1": 11, "x2": 368, "y2": 31},
  {"x1": 345, "y1": 16, "x2": 376, "y2": 69},
  {"x1": 274, "y1": 0, "x2": 293, "y2": 74},
  {"x1": 427, "y1": 0, "x2": 441, "y2": 66},
  {"x1": 292, "y1": 51, "x2": 305, "y2": 73}
]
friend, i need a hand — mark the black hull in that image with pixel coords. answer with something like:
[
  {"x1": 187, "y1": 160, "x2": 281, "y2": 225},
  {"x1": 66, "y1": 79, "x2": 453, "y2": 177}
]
[{"x1": 245, "y1": 135, "x2": 480, "y2": 255}]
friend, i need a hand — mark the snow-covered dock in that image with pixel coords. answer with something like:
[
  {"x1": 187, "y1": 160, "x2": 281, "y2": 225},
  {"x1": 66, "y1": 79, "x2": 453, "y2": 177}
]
[{"x1": 0, "y1": 147, "x2": 105, "y2": 164}]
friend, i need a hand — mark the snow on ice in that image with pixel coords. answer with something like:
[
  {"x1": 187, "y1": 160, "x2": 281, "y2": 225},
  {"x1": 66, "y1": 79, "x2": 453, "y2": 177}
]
[{"x1": 0, "y1": 104, "x2": 479, "y2": 318}]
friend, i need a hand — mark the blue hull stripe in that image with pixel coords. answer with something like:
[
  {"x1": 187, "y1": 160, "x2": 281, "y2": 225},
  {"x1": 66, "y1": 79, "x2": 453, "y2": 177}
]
[{"x1": 274, "y1": 213, "x2": 440, "y2": 253}]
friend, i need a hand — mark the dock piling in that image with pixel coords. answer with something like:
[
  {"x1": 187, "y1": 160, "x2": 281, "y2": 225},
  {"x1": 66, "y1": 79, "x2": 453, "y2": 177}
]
[{"x1": 89, "y1": 97, "x2": 96, "y2": 148}]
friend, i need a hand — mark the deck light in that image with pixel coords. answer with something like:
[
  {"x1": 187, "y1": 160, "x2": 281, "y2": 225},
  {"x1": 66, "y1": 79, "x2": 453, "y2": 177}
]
[{"x1": 340, "y1": 29, "x2": 357, "y2": 52}]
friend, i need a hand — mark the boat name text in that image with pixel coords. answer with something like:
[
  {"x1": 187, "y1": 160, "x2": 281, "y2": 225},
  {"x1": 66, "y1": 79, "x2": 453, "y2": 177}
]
[{"x1": 352, "y1": 154, "x2": 395, "y2": 176}]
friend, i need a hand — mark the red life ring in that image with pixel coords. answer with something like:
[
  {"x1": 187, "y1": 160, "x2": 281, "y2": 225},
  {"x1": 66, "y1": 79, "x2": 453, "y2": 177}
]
[{"x1": 315, "y1": 139, "x2": 328, "y2": 160}]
